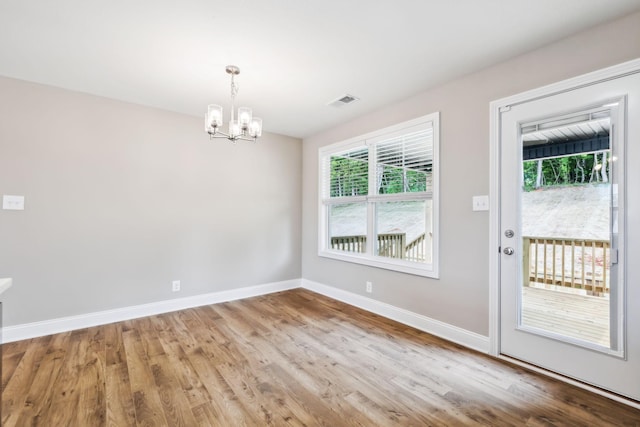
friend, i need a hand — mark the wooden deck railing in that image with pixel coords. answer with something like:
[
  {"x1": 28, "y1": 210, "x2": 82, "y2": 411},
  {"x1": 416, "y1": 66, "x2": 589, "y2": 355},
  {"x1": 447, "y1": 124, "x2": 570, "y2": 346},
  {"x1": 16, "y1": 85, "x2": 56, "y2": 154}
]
[
  {"x1": 405, "y1": 234, "x2": 427, "y2": 262},
  {"x1": 330, "y1": 235, "x2": 366, "y2": 253},
  {"x1": 331, "y1": 233, "x2": 428, "y2": 262},
  {"x1": 523, "y1": 236, "x2": 611, "y2": 295},
  {"x1": 377, "y1": 233, "x2": 407, "y2": 259}
]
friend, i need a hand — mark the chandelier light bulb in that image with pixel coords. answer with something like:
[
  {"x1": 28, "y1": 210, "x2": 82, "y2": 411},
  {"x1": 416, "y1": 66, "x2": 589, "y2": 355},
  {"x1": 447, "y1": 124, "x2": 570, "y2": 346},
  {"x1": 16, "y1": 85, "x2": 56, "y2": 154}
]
[
  {"x1": 230, "y1": 120, "x2": 240, "y2": 137},
  {"x1": 238, "y1": 107, "x2": 252, "y2": 128},
  {"x1": 250, "y1": 117, "x2": 263, "y2": 137},
  {"x1": 207, "y1": 104, "x2": 223, "y2": 128}
]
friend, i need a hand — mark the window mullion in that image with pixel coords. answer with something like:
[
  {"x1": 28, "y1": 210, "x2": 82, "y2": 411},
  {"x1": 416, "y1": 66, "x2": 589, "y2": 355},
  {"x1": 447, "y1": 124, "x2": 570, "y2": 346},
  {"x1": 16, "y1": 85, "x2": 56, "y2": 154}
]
[
  {"x1": 367, "y1": 192, "x2": 432, "y2": 202},
  {"x1": 367, "y1": 140, "x2": 377, "y2": 196},
  {"x1": 322, "y1": 195, "x2": 367, "y2": 205},
  {"x1": 366, "y1": 141, "x2": 377, "y2": 256}
]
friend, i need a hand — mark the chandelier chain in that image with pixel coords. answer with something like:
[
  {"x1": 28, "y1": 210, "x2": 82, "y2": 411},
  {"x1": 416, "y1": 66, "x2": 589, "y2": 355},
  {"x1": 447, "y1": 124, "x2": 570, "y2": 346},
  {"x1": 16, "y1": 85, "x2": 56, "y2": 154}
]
[{"x1": 230, "y1": 74, "x2": 238, "y2": 100}]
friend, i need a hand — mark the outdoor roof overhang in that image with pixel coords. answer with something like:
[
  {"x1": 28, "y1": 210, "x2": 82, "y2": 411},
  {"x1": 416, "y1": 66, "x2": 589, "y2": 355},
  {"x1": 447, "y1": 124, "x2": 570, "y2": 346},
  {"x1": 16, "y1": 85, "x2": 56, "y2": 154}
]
[
  {"x1": 521, "y1": 114, "x2": 610, "y2": 161},
  {"x1": 523, "y1": 134, "x2": 609, "y2": 161}
]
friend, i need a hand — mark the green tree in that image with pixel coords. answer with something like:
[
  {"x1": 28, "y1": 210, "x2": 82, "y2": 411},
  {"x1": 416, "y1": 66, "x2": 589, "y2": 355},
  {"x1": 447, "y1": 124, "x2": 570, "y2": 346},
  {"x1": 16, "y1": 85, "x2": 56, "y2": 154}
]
[
  {"x1": 522, "y1": 151, "x2": 610, "y2": 192},
  {"x1": 330, "y1": 156, "x2": 368, "y2": 197},
  {"x1": 378, "y1": 165, "x2": 428, "y2": 194}
]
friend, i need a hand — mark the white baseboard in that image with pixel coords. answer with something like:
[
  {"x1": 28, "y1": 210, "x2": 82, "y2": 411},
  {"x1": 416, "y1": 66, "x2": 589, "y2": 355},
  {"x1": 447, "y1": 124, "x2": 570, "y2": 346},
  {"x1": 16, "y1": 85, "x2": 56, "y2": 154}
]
[
  {"x1": 3, "y1": 279, "x2": 301, "y2": 343},
  {"x1": 301, "y1": 279, "x2": 490, "y2": 353},
  {"x1": 4, "y1": 278, "x2": 489, "y2": 355}
]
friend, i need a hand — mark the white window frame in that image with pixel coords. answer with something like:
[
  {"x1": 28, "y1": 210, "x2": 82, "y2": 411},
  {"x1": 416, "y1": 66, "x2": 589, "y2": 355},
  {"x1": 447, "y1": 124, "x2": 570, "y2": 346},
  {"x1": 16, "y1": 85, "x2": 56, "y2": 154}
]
[{"x1": 318, "y1": 113, "x2": 440, "y2": 278}]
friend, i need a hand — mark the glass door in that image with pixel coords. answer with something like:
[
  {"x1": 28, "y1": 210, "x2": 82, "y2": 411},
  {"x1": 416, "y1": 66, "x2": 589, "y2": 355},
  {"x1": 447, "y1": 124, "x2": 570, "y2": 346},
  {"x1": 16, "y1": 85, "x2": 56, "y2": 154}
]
[{"x1": 498, "y1": 69, "x2": 640, "y2": 401}]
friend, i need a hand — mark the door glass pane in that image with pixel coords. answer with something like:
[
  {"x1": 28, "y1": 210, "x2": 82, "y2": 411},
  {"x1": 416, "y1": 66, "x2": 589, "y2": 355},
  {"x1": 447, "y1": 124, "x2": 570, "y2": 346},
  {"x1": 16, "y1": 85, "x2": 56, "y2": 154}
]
[{"x1": 519, "y1": 110, "x2": 612, "y2": 348}]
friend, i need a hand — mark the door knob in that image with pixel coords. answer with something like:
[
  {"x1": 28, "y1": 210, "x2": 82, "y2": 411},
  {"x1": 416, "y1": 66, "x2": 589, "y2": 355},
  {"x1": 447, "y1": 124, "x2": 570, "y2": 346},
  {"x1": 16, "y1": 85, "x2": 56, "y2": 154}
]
[{"x1": 503, "y1": 247, "x2": 514, "y2": 255}]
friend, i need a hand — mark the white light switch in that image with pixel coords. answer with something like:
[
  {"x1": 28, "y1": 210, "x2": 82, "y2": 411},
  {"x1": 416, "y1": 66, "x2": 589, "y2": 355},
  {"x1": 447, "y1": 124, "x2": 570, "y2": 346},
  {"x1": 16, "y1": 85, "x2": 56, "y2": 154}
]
[
  {"x1": 472, "y1": 195, "x2": 489, "y2": 211},
  {"x1": 3, "y1": 195, "x2": 25, "y2": 210}
]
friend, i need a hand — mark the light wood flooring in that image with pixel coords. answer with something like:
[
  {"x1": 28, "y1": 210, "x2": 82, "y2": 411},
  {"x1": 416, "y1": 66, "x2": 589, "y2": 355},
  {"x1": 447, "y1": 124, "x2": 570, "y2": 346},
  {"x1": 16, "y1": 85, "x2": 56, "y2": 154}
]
[{"x1": 2, "y1": 289, "x2": 639, "y2": 426}]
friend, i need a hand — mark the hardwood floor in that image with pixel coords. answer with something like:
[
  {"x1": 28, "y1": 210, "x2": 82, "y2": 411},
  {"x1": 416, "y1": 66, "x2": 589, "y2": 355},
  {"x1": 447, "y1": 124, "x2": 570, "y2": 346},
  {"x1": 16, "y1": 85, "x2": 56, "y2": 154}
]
[{"x1": 2, "y1": 289, "x2": 639, "y2": 426}]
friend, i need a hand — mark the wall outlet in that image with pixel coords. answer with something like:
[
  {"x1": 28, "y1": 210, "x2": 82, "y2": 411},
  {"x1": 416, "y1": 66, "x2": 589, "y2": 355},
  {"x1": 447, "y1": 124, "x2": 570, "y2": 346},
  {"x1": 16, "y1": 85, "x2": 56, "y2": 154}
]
[
  {"x1": 366, "y1": 281, "x2": 373, "y2": 293},
  {"x1": 172, "y1": 280, "x2": 181, "y2": 292}
]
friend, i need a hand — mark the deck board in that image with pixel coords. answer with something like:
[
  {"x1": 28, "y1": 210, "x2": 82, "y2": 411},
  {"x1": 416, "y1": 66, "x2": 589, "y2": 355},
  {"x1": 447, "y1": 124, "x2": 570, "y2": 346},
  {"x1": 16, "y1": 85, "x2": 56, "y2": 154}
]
[{"x1": 522, "y1": 286, "x2": 609, "y2": 347}]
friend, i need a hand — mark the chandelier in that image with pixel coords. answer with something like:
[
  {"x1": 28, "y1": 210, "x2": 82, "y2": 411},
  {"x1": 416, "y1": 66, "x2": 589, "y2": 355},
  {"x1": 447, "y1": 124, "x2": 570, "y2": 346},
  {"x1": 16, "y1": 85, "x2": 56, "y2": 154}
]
[{"x1": 205, "y1": 65, "x2": 263, "y2": 142}]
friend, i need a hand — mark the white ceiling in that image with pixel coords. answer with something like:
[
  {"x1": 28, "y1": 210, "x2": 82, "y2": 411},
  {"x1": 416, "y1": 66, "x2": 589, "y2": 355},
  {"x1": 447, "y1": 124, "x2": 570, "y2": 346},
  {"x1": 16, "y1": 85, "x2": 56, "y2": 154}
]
[{"x1": 1, "y1": 0, "x2": 639, "y2": 138}]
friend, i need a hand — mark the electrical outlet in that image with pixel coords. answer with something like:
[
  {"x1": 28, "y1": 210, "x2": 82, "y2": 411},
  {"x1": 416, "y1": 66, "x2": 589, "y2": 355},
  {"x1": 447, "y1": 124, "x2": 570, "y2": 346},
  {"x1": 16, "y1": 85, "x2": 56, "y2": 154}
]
[
  {"x1": 172, "y1": 280, "x2": 181, "y2": 292},
  {"x1": 366, "y1": 281, "x2": 373, "y2": 293}
]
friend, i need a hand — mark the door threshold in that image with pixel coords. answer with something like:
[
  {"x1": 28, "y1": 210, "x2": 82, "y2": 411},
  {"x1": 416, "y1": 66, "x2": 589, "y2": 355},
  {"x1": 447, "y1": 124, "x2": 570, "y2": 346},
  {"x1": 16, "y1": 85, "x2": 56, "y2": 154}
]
[{"x1": 498, "y1": 354, "x2": 640, "y2": 410}]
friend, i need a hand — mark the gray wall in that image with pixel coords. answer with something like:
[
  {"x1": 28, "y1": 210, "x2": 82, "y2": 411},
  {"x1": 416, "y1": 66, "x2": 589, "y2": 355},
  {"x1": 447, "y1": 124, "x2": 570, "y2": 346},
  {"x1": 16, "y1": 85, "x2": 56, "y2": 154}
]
[
  {"x1": 301, "y1": 12, "x2": 640, "y2": 336},
  {"x1": 0, "y1": 77, "x2": 302, "y2": 326},
  {"x1": 2, "y1": 11, "x2": 639, "y2": 334}
]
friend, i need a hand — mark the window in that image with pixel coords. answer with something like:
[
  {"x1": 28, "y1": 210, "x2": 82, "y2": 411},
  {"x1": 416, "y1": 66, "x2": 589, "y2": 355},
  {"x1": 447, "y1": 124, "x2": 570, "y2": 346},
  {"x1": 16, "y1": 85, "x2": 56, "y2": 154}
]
[{"x1": 318, "y1": 113, "x2": 439, "y2": 277}]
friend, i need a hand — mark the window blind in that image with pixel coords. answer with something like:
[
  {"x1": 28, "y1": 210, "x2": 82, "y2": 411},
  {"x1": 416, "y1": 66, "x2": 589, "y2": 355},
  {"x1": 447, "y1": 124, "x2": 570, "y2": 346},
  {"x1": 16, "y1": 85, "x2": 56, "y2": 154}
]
[
  {"x1": 328, "y1": 146, "x2": 368, "y2": 198},
  {"x1": 375, "y1": 129, "x2": 433, "y2": 194}
]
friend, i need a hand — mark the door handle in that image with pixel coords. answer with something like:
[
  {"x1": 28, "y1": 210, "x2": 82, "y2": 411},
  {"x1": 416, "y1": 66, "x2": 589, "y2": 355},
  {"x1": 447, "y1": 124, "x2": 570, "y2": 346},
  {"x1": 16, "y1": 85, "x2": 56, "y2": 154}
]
[{"x1": 503, "y1": 247, "x2": 514, "y2": 255}]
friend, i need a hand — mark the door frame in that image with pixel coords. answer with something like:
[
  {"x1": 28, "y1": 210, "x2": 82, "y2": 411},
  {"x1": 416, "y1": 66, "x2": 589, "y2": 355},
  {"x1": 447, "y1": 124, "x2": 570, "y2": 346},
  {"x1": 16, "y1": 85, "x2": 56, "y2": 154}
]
[{"x1": 488, "y1": 58, "x2": 640, "y2": 406}]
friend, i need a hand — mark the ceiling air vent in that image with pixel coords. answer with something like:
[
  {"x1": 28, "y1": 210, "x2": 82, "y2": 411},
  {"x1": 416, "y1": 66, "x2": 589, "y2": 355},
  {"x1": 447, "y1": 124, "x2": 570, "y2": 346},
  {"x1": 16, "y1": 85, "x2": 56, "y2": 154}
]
[{"x1": 327, "y1": 94, "x2": 360, "y2": 108}]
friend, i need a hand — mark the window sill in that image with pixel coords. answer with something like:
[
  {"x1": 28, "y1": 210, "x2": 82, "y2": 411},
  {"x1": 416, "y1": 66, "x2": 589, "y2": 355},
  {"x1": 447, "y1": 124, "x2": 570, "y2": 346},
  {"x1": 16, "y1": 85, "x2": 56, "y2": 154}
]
[{"x1": 318, "y1": 249, "x2": 439, "y2": 279}]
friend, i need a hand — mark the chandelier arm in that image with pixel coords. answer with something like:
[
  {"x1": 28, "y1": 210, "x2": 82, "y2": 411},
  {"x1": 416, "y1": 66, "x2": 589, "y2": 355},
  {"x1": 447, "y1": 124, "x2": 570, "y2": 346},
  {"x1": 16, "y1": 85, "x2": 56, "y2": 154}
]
[
  {"x1": 208, "y1": 128, "x2": 256, "y2": 143},
  {"x1": 233, "y1": 135, "x2": 257, "y2": 142},
  {"x1": 208, "y1": 128, "x2": 231, "y2": 139}
]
